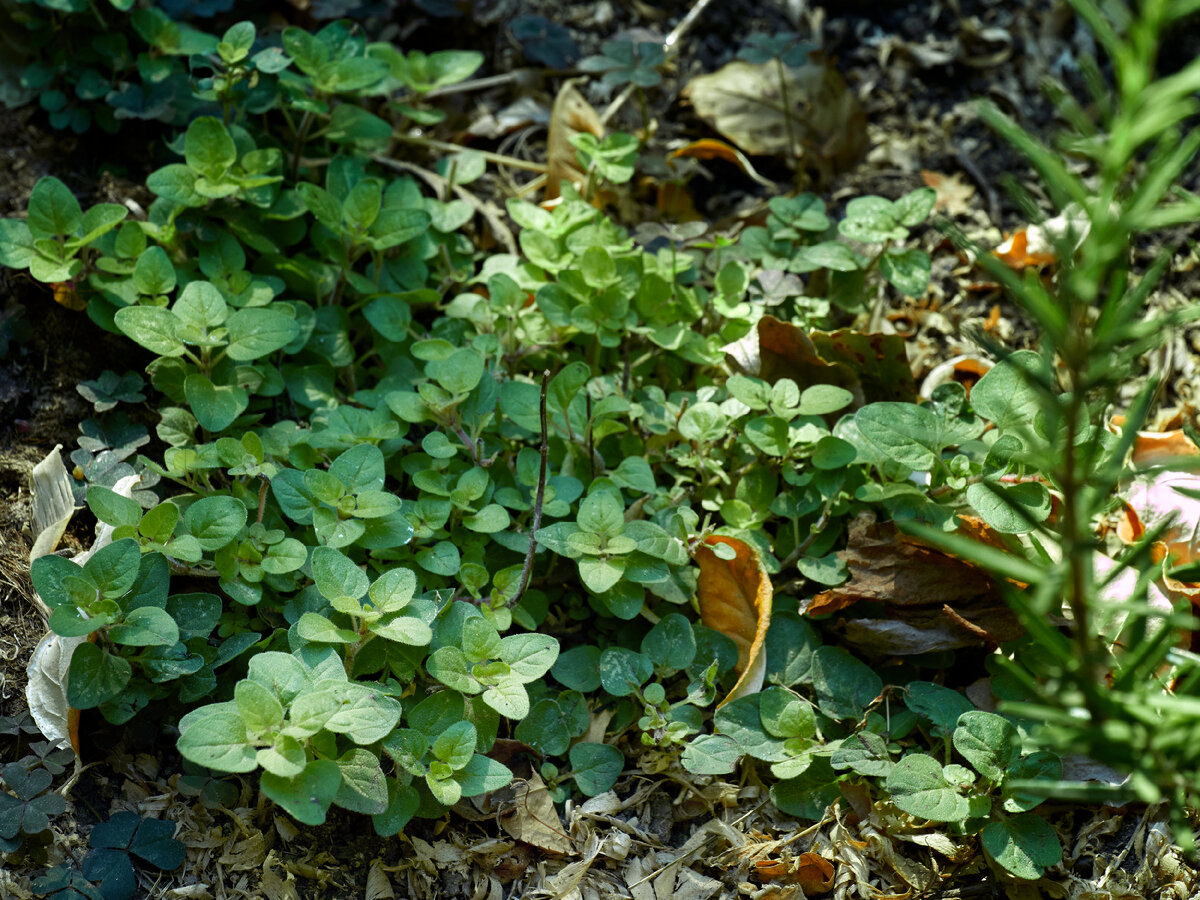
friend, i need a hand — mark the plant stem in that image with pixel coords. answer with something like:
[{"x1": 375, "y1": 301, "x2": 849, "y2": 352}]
[
  {"x1": 166, "y1": 559, "x2": 221, "y2": 578},
  {"x1": 451, "y1": 414, "x2": 482, "y2": 466},
  {"x1": 780, "y1": 508, "x2": 831, "y2": 569},
  {"x1": 289, "y1": 111, "x2": 315, "y2": 182},
  {"x1": 1060, "y1": 319, "x2": 1106, "y2": 722},
  {"x1": 510, "y1": 370, "x2": 551, "y2": 607},
  {"x1": 774, "y1": 56, "x2": 801, "y2": 187},
  {"x1": 256, "y1": 476, "x2": 269, "y2": 525}
]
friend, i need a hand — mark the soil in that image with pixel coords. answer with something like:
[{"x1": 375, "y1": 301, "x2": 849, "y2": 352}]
[{"x1": 1, "y1": 0, "x2": 1198, "y2": 898}]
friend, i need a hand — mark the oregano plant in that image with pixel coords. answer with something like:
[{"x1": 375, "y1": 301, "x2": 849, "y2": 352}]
[{"x1": 3, "y1": 0, "x2": 1200, "y2": 888}]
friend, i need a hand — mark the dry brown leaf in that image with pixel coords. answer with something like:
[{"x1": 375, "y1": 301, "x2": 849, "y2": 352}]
[
  {"x1": 466, "y1": 96, "x2": 548, "y2": 140},
  {"x1": 683, "y1": 57, "x2": 867, "y2": 183},
  {"x1": 810, "y1": 330, "x2": 918, "y2": 404},
  {"x1": 807, "y1": 513, "x2": 1022, "y2": 654},
  {"x1": 723, "y1": 316, "x2": 917, "y2": 411},
  {"x1": 497, "y1": 772, "x2": 574, "y2": 854},
  {"x1": 259, "y1": 852, "x2": 301, "y2": 900},
  {"x1": 273, "y1": 815, "x2": 299, "y2": 842},
  {"x1": 544, "y1": 81, "x2": 603, "y2": 202},
  {"x1": 755, "y1": 853, "x2": 835, "y2": 893},
  {"x1": 696, "y1": 535, "x2": 772, "y2": 708},
  {"x1": 920, "y1": 169, "x2": 976, "y2": 216},
  {"x1": 220, "y1": 832, "x2": 269, "y2": 870}
]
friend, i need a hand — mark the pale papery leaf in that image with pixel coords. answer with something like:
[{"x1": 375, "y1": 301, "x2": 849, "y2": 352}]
[
  {"x1": 26, "y1": 467, "x2": 142, "y2": 754},
  {"x1": 29, "y1": 443, "x2": 75, "y2": 571},
  {"x1": 919, "y1": 170, "x2": 976, "y2": 216},
  {"x1": 544, "y1": 81, "x2": 602, "y2": 202},
  {"x1": 365, "y1": 859, "x2": 395, "y2": 900},
  {"x1": 682, "y1": 57, "x2": 867, "y2": 178}
]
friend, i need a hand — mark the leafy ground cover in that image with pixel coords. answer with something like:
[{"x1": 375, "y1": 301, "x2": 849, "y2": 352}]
[{"x1": 1, "y1": 0, "x2": 1200, "y2": 898}]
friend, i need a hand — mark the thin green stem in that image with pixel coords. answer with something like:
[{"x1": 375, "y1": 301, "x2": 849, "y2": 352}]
[{"x1": 774, "y1": 56, "x2": 800, "y2": 187}]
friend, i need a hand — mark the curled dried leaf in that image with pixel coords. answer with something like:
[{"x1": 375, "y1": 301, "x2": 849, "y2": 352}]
[
  {"x1": 1109, "y1": 416, "x2": 1200, "y2": 469},
  {"x1": 545, "y1": 81, "x2": 603, "y2": 201},
  {"x1": 919, "y1": 354, "x2": 992, "y2": 400},
  {"x1": 668, "y1": 138, "x2": 774, "y2": 188},
  {"x1": 696, "y1": 535, "x2": 772, "y2": 708},
  {"x1": 993, "y1": 229, "x2": 1057, "y2": 269}
]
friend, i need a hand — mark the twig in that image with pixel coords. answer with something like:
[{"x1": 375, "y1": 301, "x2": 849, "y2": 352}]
[
  {"x1": 586, "y1": 392, "x2": 595, "y2": 482},
  {"x1": 781, "y1": 509, "x2": 831, "y2": 569},
  {"x1": 166, "y1": 559, "x2": 221, "y2": 578},
  {"x1": 371, "y1": 155, "x2": 518, "y2": 255},
  {"x1": 421, "y1": 69, "x2": 542, "y2": 100},
  {"x1": 390, "y1": 134, "x2": 549, "y2": 173},
  {"x1": 510, "y1": 370, "x2": 551, "y2": 607},
  {"x1": 954, "y1": 148, "x2": 1001, "y2": 226},
  {"x1": 941, "y1": 604, "x2": 993, "y2": 641},
  {"x1": 451, "y1": 415, "x2": 483, "y2": 466}
]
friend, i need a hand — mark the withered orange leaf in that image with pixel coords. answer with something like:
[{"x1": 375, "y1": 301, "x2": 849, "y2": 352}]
[
  {"x1": 753, "y1": 853, "x2": 835, "y2": 894},
  {"x1": 696, "y1": 535, "x2": 772, "y2": 708},
  {"x1": 654, "y1": 180, "x2": 700, "y2": 220},
  {"x1": 794, "y1": 852, "x2": 836, "y2": 895},
  {"x1": 1131, "y1": 428, "x2": 1200, "y2": 469},
  {"x1": 754, "y1": 859, "x2": 789, "y2": 882},
  {"x1": 51, "y1": 282, "x2": 88, "y2": 311},
  {"x1": 993, "y1": 229, "x2": 1056, "y2": 269},
  {"x1": 1119, "y1": 471, "x2": 1200, "y2": 567},
  {"x1": 668, "y1": 138, "x2": 774, "y2": 188}
]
